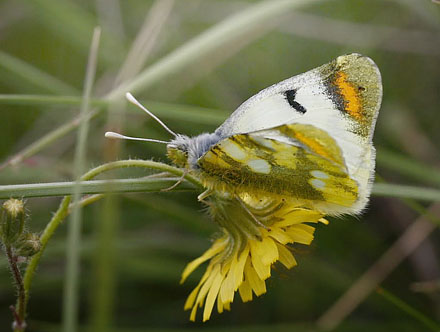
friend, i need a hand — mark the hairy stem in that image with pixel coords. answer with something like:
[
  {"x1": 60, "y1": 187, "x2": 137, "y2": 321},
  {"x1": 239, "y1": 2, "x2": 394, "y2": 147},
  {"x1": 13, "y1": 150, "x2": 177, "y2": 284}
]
[{"x1": 6, "y1": 246, "x2": 26, "y2": 332}]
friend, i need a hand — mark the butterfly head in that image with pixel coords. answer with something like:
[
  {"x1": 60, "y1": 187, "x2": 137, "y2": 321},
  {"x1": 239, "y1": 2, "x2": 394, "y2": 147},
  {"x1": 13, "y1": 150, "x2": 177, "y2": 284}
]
[
  {"x1": 166, "y1": 135, "x2": 191, "y2": 168},
  {"x1": 167, "y1": 132, "x2": 221, "y2": 169}
]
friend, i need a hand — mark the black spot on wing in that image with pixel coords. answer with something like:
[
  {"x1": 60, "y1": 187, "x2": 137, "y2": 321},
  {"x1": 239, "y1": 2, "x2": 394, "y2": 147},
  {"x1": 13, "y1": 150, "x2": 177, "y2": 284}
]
[{"x1": 284, "y1": 90, "x2": 306, "y2": 114}]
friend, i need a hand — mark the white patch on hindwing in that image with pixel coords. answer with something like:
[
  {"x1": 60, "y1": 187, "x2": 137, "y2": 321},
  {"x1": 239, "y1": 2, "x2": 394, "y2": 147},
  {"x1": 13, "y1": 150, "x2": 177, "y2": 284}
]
[
  {"x1": 246, "y1": 159, "x2": 271, "y2": 174},
  {"x1": 220, "y1": 140, "x2": 246, "y2": 161},
  {"x1": 310, "y1": 178, "x2": 326, "y2": 189},
  {"x1": 310, "y1": 170, "x2": 329, "y2": 179}
]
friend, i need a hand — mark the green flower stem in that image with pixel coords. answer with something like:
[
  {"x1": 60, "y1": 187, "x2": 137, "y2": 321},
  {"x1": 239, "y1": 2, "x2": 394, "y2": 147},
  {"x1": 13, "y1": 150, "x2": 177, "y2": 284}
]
[
  {"x1": 69, "y1": 194, "x2": 104, "y2": 212},
  {"x1": 17, "y1": 159, "x2": 202, "y2": 326},
  {"x1": 20, "y1": 196, "x2": 71, "y2": 331}
]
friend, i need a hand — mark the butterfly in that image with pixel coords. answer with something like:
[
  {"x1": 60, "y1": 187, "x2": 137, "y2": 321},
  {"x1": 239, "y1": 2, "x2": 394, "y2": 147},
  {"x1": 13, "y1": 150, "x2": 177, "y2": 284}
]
[
  {"x1": 106, "y1": 53, "x2": 382, "y2": 321},
  {"x1": 158, "y1": 53, "x2": 381, "y2": 216}
]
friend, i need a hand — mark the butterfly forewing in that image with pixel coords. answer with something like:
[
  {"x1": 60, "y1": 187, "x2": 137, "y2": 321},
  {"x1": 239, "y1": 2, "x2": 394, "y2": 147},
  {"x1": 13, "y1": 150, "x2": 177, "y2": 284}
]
[{"x1": 216, "y1": 53, "x2": 381, "y2": 140}]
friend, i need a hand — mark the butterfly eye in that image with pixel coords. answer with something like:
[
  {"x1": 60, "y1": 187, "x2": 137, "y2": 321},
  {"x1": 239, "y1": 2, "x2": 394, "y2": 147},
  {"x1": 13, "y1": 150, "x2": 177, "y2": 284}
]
[{"x1": 166, "y1": 144, "x2": 188, "y2": 168}]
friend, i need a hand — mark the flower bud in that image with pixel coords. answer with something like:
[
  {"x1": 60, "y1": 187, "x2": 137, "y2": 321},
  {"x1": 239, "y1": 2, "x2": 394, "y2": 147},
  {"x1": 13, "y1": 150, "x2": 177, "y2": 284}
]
[
  {"x1": 1, "y1": 199, "x2": 25, "y2": 246},
  {"x1": 16, "y1": 233, "x2": 41, "y2": 257}
]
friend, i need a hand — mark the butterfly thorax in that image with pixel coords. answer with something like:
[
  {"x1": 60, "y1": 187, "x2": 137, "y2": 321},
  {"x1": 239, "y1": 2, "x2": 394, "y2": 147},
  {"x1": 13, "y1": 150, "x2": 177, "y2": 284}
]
[{"x1": 167, "y1": 132, "x2": 222, "y2": 169}]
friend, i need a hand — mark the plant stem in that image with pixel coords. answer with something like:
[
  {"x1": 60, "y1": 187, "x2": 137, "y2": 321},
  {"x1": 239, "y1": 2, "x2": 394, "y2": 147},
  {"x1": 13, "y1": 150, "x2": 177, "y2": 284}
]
[
  {"x1": 18, "y1": 159, "x2": 201, "y2": 326},
  {"x1": 6, "y1": 246, "x2": 26, "y2": 331},
  {"x1": 20, "y1": 197, "x2": 71, "y2": 322}
]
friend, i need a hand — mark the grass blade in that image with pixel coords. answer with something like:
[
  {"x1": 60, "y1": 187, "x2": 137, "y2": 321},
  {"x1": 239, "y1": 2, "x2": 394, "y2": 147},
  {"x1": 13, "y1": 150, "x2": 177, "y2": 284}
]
[
  {"x1": 62, "y1": 27, "x2": 101, "y2": 332},
  {"x1": 376, "y1": 287, "x2": 440, "y2": 332},
  {"x1": 0, "y1": 51, "x2": 78, "y2": 95}
]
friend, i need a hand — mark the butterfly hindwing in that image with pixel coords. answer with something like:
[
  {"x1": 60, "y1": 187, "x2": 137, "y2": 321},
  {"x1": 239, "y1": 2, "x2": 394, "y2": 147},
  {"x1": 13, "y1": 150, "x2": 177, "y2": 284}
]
[{"x1": 198, "y1": 123, "x2": 359, "y2": 214}]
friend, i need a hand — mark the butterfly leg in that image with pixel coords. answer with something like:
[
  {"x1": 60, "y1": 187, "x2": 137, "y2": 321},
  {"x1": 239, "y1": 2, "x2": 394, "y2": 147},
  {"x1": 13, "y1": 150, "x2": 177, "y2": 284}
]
[
  {"x1": 197, "y1": 188, "x2": 213, "y2": 202},
  {"x1": 236, "y1": 196, "x2": 268, "y2": 230},
  {"x1": 161, "y1": 169, "x2": 188, "y2": 192}
]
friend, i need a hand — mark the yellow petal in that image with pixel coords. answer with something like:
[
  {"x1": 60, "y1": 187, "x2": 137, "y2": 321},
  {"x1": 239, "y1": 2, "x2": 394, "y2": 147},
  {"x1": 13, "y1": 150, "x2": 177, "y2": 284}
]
[
  {"x1": 216, "y1": 290, "x2": 231, "y2": 313},
  {"x1": 184, "y1": 263, "x2": 213, "y2": 310},
  {"x1": 285, "y1": 224, "x2": 315, "y2": 245},
  {"x1": 319, "y1": 218, "x2": 330, "y2": 225},
  {"x1": 249, "y1": 240, "x2": 271, "y2": 280},
  {"x1": 276, "y1": 242, "x2": 297, "y2": 269},
  {"x1": 193, "y1": 264, "x2": 218, "y2": 311},
  {"x1": 266, "y1": 227, "x2": 292, "y2": 244},
  {"x1": 250, "y1": 236, "x2": 278, "y2": 268},
  {"x1": 233, "y1": 246, "x2": 249, "y2": 290},
  {"x1": 189, "y1": 302, "x2": 198, "y2": 322},
  {"x1": 219, "y1": 255, "x2": 236, "y2": 304},
  {"x1": 203, "y1": 265, "x2": 224, "y2": 322},
  {"x1": 276, "y1": 209, "x2": 323, "y2": 227},
  {"x1": 184, "y1": 283, "x2": 202, "y2": 311},
  {"x1": 245, "y1": 259, "x2": 266, "y2": 296},
  {"x1": 238, "y1": 278, "x2": 253, "y2": 302},
  {"x1": 217, "y1": 291, "x2": 224, "y2": 314},
  {"x1": 181, "y1": 238, "x2": 228, "y2": 283}
]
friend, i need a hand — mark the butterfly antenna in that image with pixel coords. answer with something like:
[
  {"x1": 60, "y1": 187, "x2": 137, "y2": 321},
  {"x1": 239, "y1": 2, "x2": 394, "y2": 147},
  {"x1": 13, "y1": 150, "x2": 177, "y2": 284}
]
[
  {"x1": 105, "y1": 131, "x2": 168, "y2": 144},
  {"x1": 125, "y1": 92, "x2": 177, "y2": 137}
]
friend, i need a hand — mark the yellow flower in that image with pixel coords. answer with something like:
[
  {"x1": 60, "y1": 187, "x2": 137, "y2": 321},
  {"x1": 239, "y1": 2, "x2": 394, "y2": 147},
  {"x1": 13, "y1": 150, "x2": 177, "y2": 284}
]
[{"x1": 180, "y1": 193, "x2": 328, "y2": 321}]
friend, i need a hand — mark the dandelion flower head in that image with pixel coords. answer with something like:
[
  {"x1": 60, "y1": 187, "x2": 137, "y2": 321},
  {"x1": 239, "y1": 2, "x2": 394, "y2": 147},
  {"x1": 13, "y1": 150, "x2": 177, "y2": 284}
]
[{"x1": 180, "y1": 193, "x2": 328, "y2": 321}]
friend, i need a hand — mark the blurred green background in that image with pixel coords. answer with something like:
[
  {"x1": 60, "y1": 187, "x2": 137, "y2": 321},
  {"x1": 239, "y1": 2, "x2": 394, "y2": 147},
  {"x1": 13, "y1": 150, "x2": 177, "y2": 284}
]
[{"x1": 0, "y1": 0, "x2": 439, "y2": 331}]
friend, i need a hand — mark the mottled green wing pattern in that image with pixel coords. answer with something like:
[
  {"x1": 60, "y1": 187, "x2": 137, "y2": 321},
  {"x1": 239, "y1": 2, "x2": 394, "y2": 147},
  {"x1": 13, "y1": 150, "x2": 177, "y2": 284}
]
[{"x1": 197, "y1": 123, "x2": 359, "y2": 209}]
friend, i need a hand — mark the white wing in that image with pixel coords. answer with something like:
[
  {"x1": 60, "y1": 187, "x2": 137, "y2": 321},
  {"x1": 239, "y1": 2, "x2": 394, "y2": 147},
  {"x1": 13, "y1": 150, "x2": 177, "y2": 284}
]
[
  {"x1": 216, "y1": 54, "x2": 381, "y2": 141},
  {"x1": 214, "y1": 53, "x2": 382, "y2": 214}
]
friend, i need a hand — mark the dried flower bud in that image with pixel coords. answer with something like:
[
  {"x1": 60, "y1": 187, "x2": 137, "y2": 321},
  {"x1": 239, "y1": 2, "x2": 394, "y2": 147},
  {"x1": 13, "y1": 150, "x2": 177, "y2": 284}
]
[
  {"x1": 16, "y1": 233, "x2": 41, "y2": 258},
  {"x1": 1, "y1": 199, "x2": 25, "y2": 246}
]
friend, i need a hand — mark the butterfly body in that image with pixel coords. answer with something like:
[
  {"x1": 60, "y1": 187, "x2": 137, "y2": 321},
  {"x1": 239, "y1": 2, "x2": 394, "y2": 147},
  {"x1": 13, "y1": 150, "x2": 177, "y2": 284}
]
[{"x1": 167, "y1": 53, "x2": 382, "y2": 216}]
